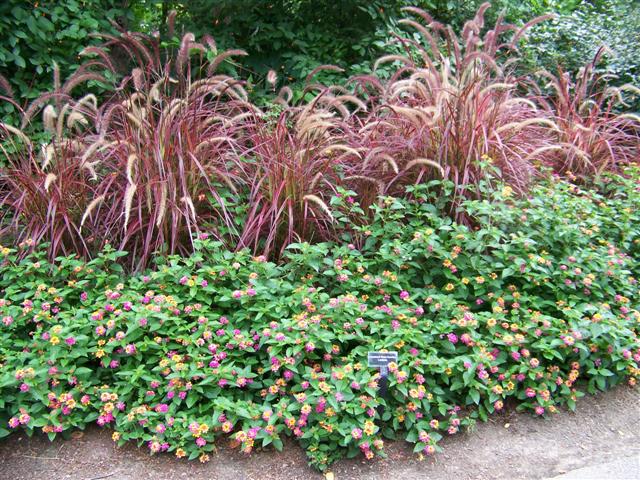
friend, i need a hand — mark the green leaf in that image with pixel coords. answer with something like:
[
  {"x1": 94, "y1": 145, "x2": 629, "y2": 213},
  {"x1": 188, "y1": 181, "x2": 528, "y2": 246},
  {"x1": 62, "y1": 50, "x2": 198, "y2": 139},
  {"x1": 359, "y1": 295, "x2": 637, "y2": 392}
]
[
  {"x1": 462, "y1": 368, "x2": 475, "y2": 386},
  {"x1": 502, "y1": 267, "x2": 514, "y2": 279},
  {"x1": 273, "y1": 437, "x2": 283, "y2": 451}
]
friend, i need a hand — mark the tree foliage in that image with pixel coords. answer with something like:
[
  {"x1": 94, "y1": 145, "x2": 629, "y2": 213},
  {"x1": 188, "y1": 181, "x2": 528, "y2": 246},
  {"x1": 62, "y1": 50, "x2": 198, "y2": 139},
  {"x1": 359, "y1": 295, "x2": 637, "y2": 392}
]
[
  {"x1": 0, "y1": 0, "x2": 638, "y2": 112},
  {"x1": 524, "y1": 0, "x2": 640, "y2": 98},
  {"x1": 0, "y1": 0, "x2": 133, "y2": 118}
]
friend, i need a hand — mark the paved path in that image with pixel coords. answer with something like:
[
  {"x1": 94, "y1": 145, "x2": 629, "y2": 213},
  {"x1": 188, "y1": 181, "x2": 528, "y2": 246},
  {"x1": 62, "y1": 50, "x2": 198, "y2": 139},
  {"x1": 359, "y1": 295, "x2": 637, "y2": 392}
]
[{"x1": 547, "y1": 456, "x2": 640, "y2": 480}]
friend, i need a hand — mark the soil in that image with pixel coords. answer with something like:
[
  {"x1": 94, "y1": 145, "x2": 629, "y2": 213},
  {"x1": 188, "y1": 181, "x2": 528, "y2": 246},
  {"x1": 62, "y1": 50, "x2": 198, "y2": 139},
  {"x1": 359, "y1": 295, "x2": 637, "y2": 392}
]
[{"x1": 0, "y1": 386, "x2": 638, "y2": 480}]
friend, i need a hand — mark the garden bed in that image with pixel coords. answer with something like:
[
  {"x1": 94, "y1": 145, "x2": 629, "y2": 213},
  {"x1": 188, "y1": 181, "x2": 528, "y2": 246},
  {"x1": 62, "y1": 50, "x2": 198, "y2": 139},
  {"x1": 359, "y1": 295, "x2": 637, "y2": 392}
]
[
  {"x1": 1, "y1": 3, "x2": 639, "y2": 474},
  {"x1": 1, "y1": 172, "x2": 638, "y2": 470}
]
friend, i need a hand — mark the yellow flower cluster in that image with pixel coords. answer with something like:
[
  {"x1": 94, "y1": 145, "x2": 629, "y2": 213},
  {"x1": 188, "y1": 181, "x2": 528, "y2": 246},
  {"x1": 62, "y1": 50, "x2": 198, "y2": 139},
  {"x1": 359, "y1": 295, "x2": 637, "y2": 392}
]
[
  {"x1": 192, "y1": 423, "x2": 209, "y2": 438},
  {"x1": 363, "y1": 420, "x2": 375, "y2": 435}
]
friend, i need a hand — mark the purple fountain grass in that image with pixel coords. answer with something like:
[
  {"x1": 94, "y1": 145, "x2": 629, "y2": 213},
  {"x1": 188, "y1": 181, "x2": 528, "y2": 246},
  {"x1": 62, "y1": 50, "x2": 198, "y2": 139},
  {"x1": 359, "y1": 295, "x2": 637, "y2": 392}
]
[
  {"x1": 1, "y1": 26, "x2": 256, "y2": 270},
  {"x1": 534, "y1": 48, "x2": 640, "y2": 181},
  {"x1": 1, "y1": 6, "x2": 638, "y2": 268},
  {"x1": 0, "y1": 127, "x2": 117, "y2": 258},
  {"x1": 232, "y1": 88, "x2": 364, "y2": 258},
  {"x1": 350, "y1": 3, "x2": 554, "y2": 205}
]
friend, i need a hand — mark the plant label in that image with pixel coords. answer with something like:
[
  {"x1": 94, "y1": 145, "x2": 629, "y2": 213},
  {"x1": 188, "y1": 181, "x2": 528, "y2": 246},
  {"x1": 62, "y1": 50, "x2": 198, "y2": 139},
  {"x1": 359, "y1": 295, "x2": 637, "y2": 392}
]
[{"x1": 368, "y1": 351, "x2": 397, "y2": 374}]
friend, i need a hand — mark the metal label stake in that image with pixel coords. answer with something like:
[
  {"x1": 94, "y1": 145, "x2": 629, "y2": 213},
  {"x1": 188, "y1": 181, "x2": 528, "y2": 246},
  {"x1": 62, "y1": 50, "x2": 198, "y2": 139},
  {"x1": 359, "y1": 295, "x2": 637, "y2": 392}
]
[{"x1": 368, "y1": 351, "x2": 397, "y2": 423}]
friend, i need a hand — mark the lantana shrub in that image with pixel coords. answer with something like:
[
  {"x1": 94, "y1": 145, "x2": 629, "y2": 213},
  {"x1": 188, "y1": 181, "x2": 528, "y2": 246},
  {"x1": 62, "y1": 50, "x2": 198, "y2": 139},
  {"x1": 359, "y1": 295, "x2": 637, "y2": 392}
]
[{"x1": 1, "y1": 166, "x2": 638, "y2": 470}]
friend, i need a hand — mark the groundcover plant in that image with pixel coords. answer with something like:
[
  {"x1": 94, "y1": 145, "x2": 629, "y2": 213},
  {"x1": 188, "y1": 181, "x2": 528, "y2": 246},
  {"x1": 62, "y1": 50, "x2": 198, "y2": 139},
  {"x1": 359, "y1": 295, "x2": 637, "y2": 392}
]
[{"x1": 0, "y1": 167, "x2": 638, "y2": 470}]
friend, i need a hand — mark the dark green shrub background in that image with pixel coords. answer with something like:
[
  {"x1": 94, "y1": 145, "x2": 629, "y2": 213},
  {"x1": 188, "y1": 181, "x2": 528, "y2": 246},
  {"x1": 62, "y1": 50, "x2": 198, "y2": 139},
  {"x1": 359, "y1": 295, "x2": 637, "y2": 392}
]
[{"x1": 2, "y1": 0, "x2": 638, "y2": 116}]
